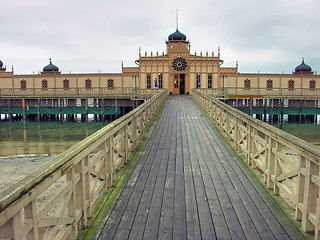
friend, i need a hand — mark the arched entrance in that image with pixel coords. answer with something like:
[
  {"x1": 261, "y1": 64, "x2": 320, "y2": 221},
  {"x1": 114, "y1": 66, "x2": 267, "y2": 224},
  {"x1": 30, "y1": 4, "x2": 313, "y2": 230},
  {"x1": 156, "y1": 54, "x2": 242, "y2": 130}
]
[
  {"x1": 172, "y1": 74, "x2": 185, "y2": 94},
  {"x1": 179, "y1": 74, "x2": 185, "y2": 94}
]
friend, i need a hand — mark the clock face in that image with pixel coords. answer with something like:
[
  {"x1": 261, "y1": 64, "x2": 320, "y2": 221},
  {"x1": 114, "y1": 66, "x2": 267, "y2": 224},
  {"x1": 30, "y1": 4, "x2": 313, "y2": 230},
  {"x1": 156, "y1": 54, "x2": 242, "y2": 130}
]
[{"x1": 172, "y1": 57, "x2": 187, "y2": 71}]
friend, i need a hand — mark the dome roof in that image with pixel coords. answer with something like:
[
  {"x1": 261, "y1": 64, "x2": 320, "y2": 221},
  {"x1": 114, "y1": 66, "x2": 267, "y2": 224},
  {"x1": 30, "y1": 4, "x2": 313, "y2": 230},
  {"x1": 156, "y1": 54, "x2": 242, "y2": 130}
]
[
  {"x1": 43, "y1": 59, "x2": 59, "y2": 72},
  {"x1": 295, "y1": 59, "x2": 312, "y2": 72},
  {"x1": 0, "y1": 60, "x2": 3, "y2": 68},
  {"x1": 168, "y1": 29, "x2": 187, "y2": 41}
]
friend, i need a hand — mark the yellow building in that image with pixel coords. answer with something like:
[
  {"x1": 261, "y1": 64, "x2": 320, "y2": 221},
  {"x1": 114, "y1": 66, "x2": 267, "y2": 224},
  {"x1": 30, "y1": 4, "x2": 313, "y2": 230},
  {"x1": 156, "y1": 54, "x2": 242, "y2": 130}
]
[{"x1": 0, "y1": 29, "x2": 319, "y2": 94}]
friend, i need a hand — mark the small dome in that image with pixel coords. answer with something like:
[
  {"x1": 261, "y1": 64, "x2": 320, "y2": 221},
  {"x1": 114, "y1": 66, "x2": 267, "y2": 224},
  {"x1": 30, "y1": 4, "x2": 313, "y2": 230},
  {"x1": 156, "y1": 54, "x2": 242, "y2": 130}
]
[
  {"x1": 0, "y1": 59, "x2": 3, "y2": 68},
  {"x1": 43, "y1": 58, "x2": 59, "y2": 72},
  {"x1": 295, "y1": 58, "x2": 312, "y2": 72},
  {"x1": 168, "y1": 29, "x2": 187, "y2": 41}
]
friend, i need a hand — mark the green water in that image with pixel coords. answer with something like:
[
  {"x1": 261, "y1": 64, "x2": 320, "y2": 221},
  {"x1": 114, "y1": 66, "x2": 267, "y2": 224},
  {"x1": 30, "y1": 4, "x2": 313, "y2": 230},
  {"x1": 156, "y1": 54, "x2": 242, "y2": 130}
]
[
  {"x1": 0, "y1": 121, "x2": 108, "y2": 156},
  {"x1": 271, "y1": 123, "x2": 320, "y2": 146},
  {"x1": 0, "y1": 120, "x2": 319, "y2": 157}
]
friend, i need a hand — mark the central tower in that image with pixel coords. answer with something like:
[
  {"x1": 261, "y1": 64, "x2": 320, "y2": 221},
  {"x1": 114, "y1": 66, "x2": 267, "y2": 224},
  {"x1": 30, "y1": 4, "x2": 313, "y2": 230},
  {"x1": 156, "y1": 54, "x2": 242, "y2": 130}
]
[{"x1": 166, "y1": 29, "x2": 190, "y2": 94}]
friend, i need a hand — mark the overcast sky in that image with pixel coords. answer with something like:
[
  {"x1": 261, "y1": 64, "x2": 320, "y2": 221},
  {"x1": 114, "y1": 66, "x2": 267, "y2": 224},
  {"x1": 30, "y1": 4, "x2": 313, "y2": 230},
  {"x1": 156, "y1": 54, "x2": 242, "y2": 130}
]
[{"x1": 1, "y1": 0, "x2": 319, "y2": 75}]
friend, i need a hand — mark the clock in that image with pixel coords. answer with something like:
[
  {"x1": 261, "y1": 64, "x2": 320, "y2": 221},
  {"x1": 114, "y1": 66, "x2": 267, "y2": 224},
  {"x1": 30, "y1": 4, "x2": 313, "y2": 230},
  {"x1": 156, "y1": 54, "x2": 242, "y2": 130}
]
[{"x1": 172, "y1": 57, "x2": 187, "y2": 71}]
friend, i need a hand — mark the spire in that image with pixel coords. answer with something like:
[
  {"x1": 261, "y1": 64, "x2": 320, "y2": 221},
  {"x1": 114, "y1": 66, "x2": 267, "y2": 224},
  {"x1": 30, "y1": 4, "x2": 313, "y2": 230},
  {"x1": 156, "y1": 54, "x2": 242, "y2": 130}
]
[{"x1": 176, "y1": 9, "x2": 179, "y2": 31}]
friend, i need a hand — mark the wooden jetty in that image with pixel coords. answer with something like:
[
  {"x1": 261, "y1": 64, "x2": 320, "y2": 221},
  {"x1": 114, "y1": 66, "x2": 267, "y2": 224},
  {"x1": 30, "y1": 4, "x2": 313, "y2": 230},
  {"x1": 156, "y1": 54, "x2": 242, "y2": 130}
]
[
  {"x1": 1, "y1": 90, "x2": 319, "y2": 239},
  {"x1": 79, "y1": 95, "x2": 307, "y2": 240}
]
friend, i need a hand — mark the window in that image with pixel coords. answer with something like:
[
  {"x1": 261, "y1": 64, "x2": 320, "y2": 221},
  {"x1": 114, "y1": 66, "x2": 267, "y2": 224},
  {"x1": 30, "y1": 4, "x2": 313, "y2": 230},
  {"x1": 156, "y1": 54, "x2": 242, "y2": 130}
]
[
  {"x1": 288, "y1": 80, "x2": 294, "y2": 90},
  {"x1": 108, "y1": 79, "x2": 114, "y2": 89},
  {"x1": 196, "y1": 74, "x2": 201, "y2": 88},
  {"x1": 63, "y1": 79, "x2": 69, "y2": 89},
  {"x1": 147, "y1": 74, "x2": 151, "y2": 89},
  {"x1": 267, "y1": 80, "x2": 273, "y2": 89},
  {"x1": 158, "y1": 74, "x2": 163, "y2": 89},
  {"x1": 21, "y1": 80, "x2": 26, "y2": 89},
  {"x1": 174, "y1": 75, "x2": 179, "y2": 88},
  {"x1": 208, "y1": 74, "x2": 212, "y2": 88},
  {"x1": 85, "y1": 79, "x2": 92, "y2": 89},
  {"x1": 309, "y1": 80, "x2": 316, "y2": 90},
  {"x1": 244, "y1": 79, "x2": 250, "y2": 89},
  {"x1": 42, "y1": 80, "x2": 48, "y2": 89}
]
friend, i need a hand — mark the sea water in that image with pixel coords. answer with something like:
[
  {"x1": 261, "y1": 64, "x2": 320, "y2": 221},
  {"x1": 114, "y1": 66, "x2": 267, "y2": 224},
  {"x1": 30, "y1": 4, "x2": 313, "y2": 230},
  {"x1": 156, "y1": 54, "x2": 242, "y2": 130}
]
[
  {"x1": 271, "y1": 123, "x2": 320, "y2": 146},
  {"x1": 1, "y1": 120, "x2": 319, "y2": 157},
  {"x1": 0, "y1": 121, "x2": 108, "y2": 157}
]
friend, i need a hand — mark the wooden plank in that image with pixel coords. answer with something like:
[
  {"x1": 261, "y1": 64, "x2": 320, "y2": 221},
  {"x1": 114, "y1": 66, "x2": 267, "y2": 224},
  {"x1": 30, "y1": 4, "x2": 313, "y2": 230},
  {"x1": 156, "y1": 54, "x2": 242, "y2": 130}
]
[
  {"x1": 182, "y1": 103, "x2": 217, "y2": 240},
  {"x1": 183, "y1": 99, "x2": 230, "y2": 239},
  {"x1": 173, "y1": 136, "x2": 187, "y2": 239},
  {"x1": 143, "y1": 149, "x2": 167, "y2": 239},
  {"x1": 198, "y1": 103, "x2": 305, "y2": 240},
  {"x1": 128, "y1": 138, "x2": 166, "y2": 239},
  {"x1": 193, "y1": 123, "x2": 261, "y2": 240},
  {"x1": 116, "y1": 102, "x2": 170, "y2": 238},
  {"x1": 98, "y1": 187, "x2": 133, "y2": 239},
  {"x1": 86, "y1": 95, "x2": 308, "y2": 240},
  {"x1": 158, "y1": 103, "x2": 176, "y2": 240},
  {"x1": 197, "y1": 105, "x2": 285, "y2": 239}
]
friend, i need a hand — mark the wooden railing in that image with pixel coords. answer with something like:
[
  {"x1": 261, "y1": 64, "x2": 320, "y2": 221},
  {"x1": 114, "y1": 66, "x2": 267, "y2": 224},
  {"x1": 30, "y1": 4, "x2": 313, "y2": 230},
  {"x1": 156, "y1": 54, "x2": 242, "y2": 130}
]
[
  {"x1": 0, "y1": 87, "x2": 164, "y2": 99},
  {"x1": 197, "y1": 87, "x2": 320, "y2": 99},
  {"x1": 192, "y1": 89, "x2": 320, "y2": 239},
  {"x1": 0, "y1": 89, "x2": 167, "y2": 239}
]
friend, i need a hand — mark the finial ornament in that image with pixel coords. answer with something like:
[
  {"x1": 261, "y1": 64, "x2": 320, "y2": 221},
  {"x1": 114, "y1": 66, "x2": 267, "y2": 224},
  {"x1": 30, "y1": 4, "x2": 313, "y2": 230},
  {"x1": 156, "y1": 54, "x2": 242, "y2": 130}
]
[{"x1": 176, "y1": 9, "x2": 179, "y2": 31}]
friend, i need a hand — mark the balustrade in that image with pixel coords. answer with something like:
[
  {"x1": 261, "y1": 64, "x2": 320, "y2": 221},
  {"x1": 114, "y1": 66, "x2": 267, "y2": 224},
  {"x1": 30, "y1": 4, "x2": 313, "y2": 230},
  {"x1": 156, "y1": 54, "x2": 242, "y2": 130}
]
[
  {"x1": 197, "y1": 87, "x2": 320, "y2": 99},
  {"x1": 0, "y1": 87, "x2": 163, "y2": 99}
]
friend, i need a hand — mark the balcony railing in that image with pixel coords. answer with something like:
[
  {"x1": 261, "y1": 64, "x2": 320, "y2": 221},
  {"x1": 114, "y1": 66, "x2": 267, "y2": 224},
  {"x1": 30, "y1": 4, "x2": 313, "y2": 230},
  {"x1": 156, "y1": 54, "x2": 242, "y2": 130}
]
[
  {"x1": 0, "y1": 87, "x2": 164, "y2": 99},
  {"x1": 198, "y1": 87, "x2": 320, "y2": 99}
]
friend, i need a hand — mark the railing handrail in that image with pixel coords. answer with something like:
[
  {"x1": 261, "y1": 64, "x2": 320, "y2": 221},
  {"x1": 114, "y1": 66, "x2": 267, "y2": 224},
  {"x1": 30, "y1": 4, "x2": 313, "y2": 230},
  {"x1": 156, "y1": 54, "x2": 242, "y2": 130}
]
[
  {"x1": 0, "y1": 90, "x2": 166, "y2": 210},
  {"x1": 192, "y1": 88, "x2": 320, "y2": 239},
  {"x1": 197, "y1": 87, "x2": 320, "y2": 99},
  {"x1": 0, "y1": 89, "x2": 167, "y2": 239},
  {"x1": 194, "y1": 89, "x2": 320, "y2": 162},
  {"x1": 0, "y1": 87, "x2": 165, "y2": 99}
]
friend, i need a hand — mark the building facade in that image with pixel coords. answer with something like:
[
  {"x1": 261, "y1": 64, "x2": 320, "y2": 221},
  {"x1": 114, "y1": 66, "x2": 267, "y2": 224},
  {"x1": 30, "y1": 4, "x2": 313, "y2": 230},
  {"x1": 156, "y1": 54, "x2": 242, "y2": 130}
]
[{"x1": 0, "y1": 29, "x2": 319, "y2": 94}]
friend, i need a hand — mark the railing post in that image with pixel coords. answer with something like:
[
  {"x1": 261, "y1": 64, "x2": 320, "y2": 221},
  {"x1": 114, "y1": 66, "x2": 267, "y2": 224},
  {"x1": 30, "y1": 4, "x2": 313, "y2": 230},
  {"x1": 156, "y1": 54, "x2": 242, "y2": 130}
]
[
  {"x1": 75, "y1": 157, "x2": 89, "y2": 228},
  {"x1": 264, "y1": 136, "x2": 271, "y2": 184},
  {"x1": 107, "y1": 136, "x2": 114, "y2": 187},
  {"x1": 296, "y1": 156, "x2": 318, "y2": 232},
  {"x1": 272, "y1": 142, "x2": 282, "y2": 195},
  {"x1": 246, "y1": 125, "x2": 252, "y2": 166},
  {"x1": 66, "y1": 168, "x2": 78, "y2": 239},
  {"x1": 234, "y1": 117, "x2": 240, "y2": 152}
]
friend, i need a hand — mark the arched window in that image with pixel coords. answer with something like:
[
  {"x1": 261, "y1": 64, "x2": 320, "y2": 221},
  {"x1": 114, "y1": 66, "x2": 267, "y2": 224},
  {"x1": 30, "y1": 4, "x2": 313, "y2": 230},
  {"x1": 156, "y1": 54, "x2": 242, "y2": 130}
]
[
  {"x1": 174, "y1": 75, "x2": 179, "y2": 88},
  {"x1": 288, "y1": 80, "x2": 294, "y2": 90},
  {"x1": 20, "y1": 80, "x2": 26, "y2": 89},
  {"x1": 208, "y1": 74, "x2": 212, "y2": 88},
  {"x1": 108, "y1": 79, "x2": 114, "y2": 89},
  {"x1": 196, "y1": 74, "x2": 201, "y2": 88},
  {"x1": 158, "y1": 74, "x2": 163, "y2": 89},
  {"x1": 309, "y1": 80, "x2": 316, "y2": 90},
  {"x1": 85, "y1": 79, "x2": 92, "y2": 89},
  {"x1": 267, "y1": 79, "x2": 273, "y2": 89},
  {"x1": 63, "y1": 79, "x2": 69, "y2": 89},
  {"x1": 244, "y1": 79, "x2": 250, "y2": 89},
  {"x1": 42, "y1": 80, "x2": 48, "y2": 89},
  {"x1": 147, "y1": 74, "x2": 151, "y2": 89}
]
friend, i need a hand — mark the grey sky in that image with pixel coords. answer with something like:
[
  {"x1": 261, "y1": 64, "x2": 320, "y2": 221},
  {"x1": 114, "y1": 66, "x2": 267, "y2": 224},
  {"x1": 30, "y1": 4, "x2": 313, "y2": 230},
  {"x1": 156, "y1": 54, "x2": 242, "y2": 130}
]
[{"x1": 0, "y1": 0, "x2": 319, "y2": 75}]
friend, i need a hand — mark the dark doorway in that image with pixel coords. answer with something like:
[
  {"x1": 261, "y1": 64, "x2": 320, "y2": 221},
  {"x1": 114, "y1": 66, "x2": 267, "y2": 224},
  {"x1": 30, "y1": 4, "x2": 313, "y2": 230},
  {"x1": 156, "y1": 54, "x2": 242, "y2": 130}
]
[{"x1": 179, "y1": 74, "x2": 185, "y2": 94}]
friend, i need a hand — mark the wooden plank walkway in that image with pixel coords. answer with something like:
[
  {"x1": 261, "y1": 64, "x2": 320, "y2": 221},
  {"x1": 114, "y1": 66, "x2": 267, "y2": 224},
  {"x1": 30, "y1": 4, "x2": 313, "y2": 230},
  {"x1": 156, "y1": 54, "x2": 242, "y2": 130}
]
[{"x1": 83, "y1": 95, "x2": 306, "y2": 240}]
